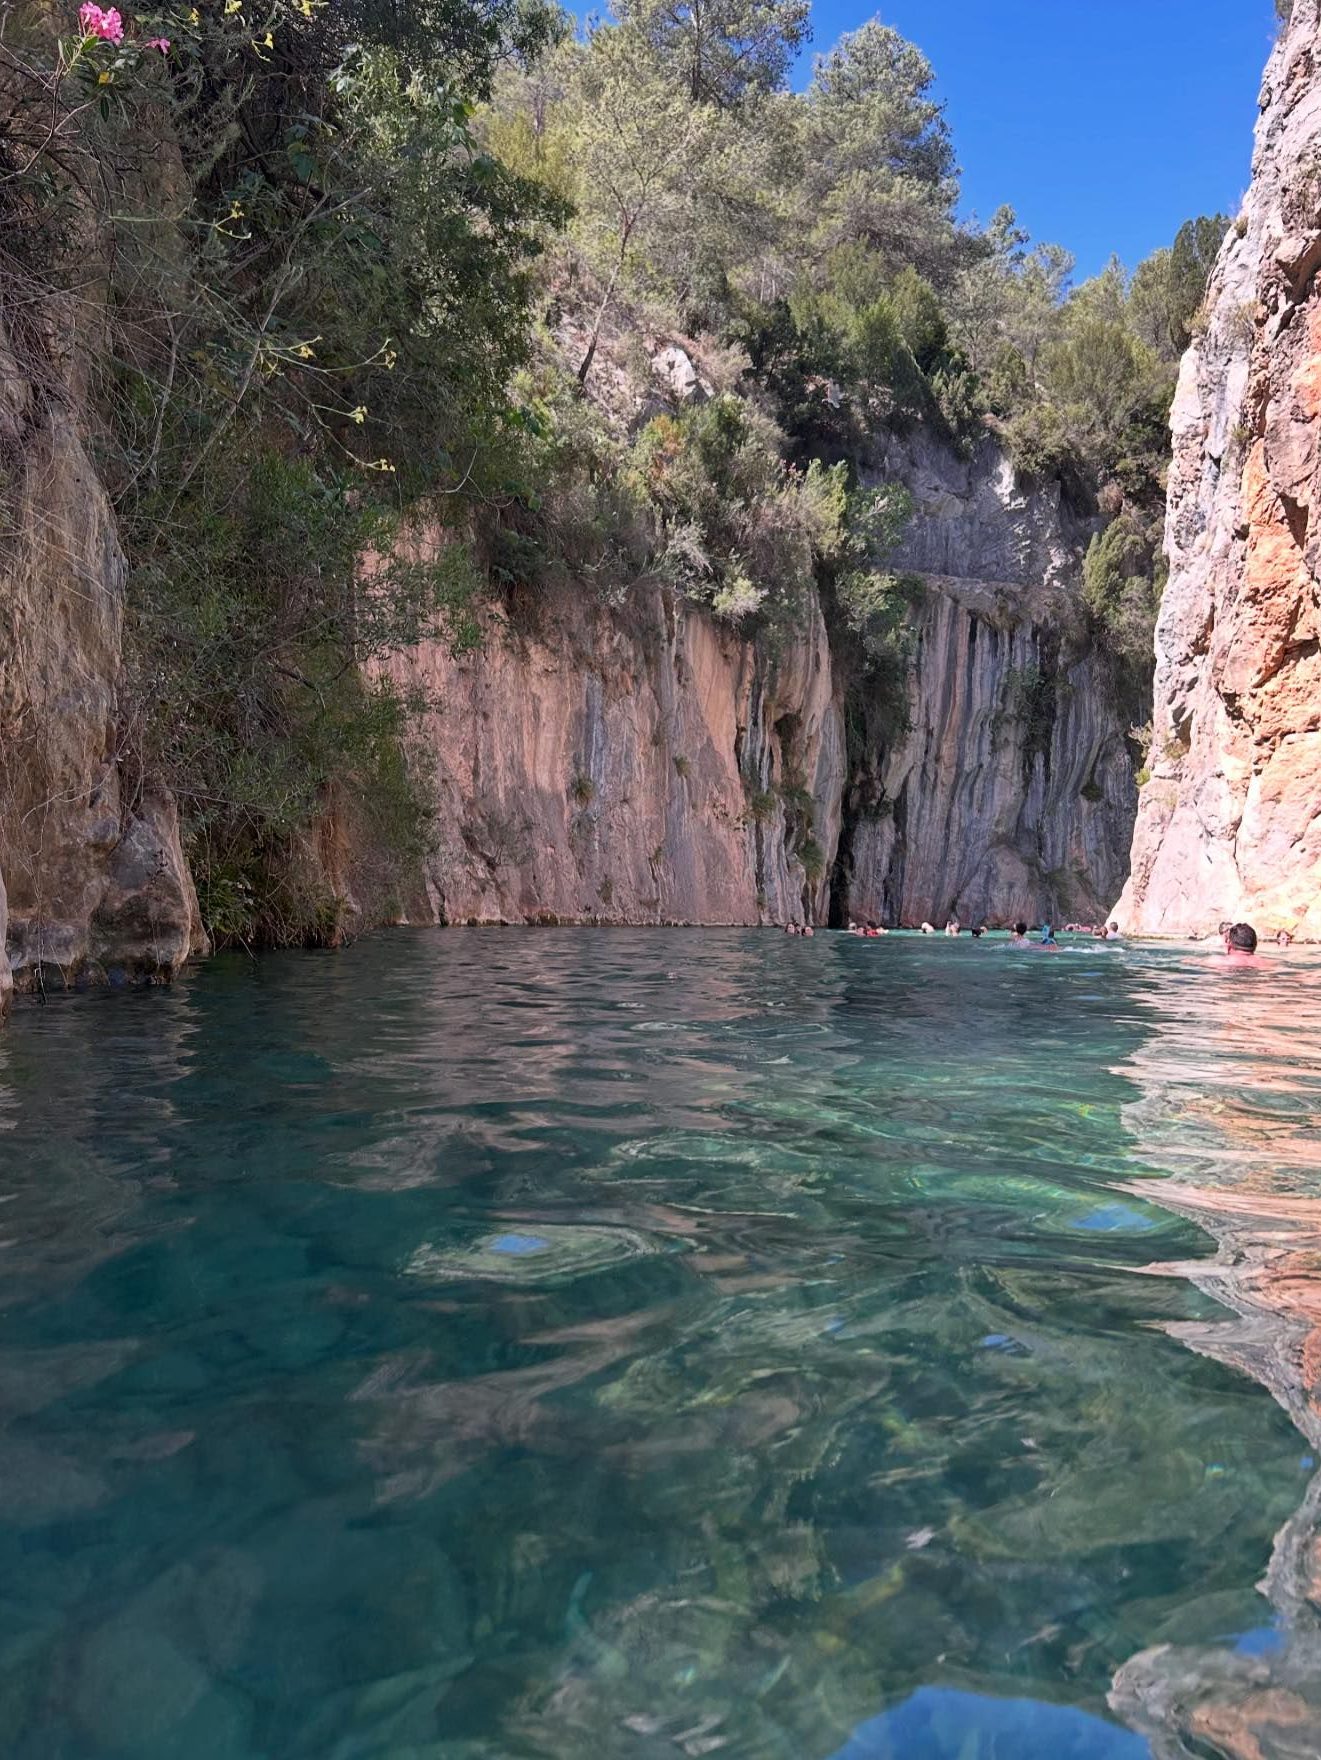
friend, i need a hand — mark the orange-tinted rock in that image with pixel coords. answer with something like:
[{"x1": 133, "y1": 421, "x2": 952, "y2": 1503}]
[{"x1": 1119, "y1": 0, "x2": 1321, "y2": 938}]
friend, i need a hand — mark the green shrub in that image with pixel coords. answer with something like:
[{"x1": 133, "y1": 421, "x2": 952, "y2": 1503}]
[
  {"x1": 799, "y1": 837, "x2": 826, "y2": 883},
  {"x1": 1002, "y1": 402, "x2": 1084, "y2": 486},
  {"x1": 631, "y1": 399, "x2": 846, "y2": 628}
]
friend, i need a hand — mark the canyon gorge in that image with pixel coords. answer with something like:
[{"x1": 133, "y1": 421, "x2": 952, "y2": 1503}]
[{"x1": 2, "y1": 0, "x2": 1319, "y2": 1014}]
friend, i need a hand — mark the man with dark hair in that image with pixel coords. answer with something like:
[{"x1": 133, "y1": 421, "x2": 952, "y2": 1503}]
[
  {"x1": 1008, "y1": 922, "x2": 1030, "y2": 947},
  {"x1": 1222, "y1": 922, "x2": 1259, "y2": 964}
]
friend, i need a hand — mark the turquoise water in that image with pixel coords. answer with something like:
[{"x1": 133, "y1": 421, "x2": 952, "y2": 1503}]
[{"x1": 0, "y1": 929, "x2": 1317, "y2": 1759}]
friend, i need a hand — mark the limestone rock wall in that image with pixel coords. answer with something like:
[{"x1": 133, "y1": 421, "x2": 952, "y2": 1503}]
[
  {"x1": 841, "y1": 433, "x2": 1137, "y2": 927},
  {"x1": 371, "y1": 430, "x2": 1137, "y2": 932},
  {"x1": 1119, "y1": 0, "x2": 1321, "y2": 936},
  {"x1": 381, "y1": 578, "x2": 845, "y2": 926},
  {"x1": 0, "y1": 338, "x2": 205, "y2": 991},
  {"x1": 0, "y1": 350, "x2": 1138, "y2": 998}
]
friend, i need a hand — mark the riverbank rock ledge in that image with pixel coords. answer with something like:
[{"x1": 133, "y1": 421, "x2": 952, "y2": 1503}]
[{"x1": 1119, "y1": 0, "x2": 1321, "y2": 936}]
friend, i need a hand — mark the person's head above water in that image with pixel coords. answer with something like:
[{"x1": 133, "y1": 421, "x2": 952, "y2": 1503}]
[
  {"x1": 1226, "y1": 922, "x2": 1258, "y2": 954},
  {"x1": 1014, "y1": 921, "x2": 1028, "y2": 937}
]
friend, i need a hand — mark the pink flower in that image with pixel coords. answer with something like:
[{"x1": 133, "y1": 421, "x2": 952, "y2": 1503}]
[
  {"x1": 78, "y1": 2, "x2": 124, "y2": 41},
  {"x1": 143, "y1": 35, "x2": 170, "y2": 50}
]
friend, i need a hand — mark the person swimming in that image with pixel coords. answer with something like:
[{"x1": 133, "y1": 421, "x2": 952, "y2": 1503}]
[
  {"x1": 1008, "y1": 921, "x2": 1030, "y2": 947},
  {"x1": 945, "y1": 919, "x2": 961, "y2": 936},
  {"x1": 1276, "y1": 929, "x2": 1294, "y2": 946},
  {"x1": 1221, "y1": 922, "x2": 1260, "y2": 964},
  {"x1": 1105, "y1": 921, "x2": 1120, "y2": 939}
]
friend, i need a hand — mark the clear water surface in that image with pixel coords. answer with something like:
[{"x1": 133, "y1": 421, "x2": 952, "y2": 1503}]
[{"x1": 1, "y1": 929, "x2": 1318, "y2": 1759}]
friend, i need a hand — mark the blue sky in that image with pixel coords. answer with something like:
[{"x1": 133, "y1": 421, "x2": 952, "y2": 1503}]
[{"x1": 794, "y1": 0, "x2": 1281, "y2": 281}]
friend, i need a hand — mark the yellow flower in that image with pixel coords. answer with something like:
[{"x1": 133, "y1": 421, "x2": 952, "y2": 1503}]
[
  {"x1": 225, "y1": 0, "x2": 242, "y2": 12},
  {"x1": 97, "y1": 68, "x2": 112, "y2": 82},
  {"x1": 188, "y1": 7, "x2": 200, "y2": 21},
  {"x1": 382, "y1": 346, "x2": 397, "y2": 370},
  {"x1": 296, "y1": 0, "x2": 313, "y2": 15},
  {"x1": 262, "y1": 29, "x2": 273, "y2": 45},
  {"x1": 369, "y1": 458, "x2": 396, "y2": 473},
  {"x1": 294, "y1": 343, "x2": 315, "y2": 360},
  {"x1": 348, "y1": 406, "x2": 367, "y2": 424},
  {"x1": 228, "y1": 199, "x2": 244, "y2": 219}
]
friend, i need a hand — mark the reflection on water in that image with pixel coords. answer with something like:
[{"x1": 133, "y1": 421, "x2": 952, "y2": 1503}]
[
  {"x1": 0, "y1": 930, "x2": 1317, "y2": 1758},
  {"x1": 1109, "y1": 955, "x2": 1321, "y2": 1758}
]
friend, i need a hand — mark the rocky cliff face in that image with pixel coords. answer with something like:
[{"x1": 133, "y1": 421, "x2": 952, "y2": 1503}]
[
  {"x1": 0, "y1": 331, "x2": 206, "y2": 993},
  {"x1": 381, "y1": 573, "x2": 845, "y2": 926},
  {"x1": 843, "y1": 433, "x2": 1136, "y2": 929},
  {"x1": 372, "y1": 432, "x2": 1136, "y2": 931},
  {"x1": 0, "y1": 359, "x2": 1137, "y2": 987},
  {"x1": 1119, "y1": 0, "x2": 1321, "y2": 937}
]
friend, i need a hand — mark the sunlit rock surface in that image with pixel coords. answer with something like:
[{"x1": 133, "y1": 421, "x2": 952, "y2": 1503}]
[
  {"x1": 1119, "y1": 0, "x2": 1321, "y2": 937},
  {"x1": 373, "y1": 427, "x2": 1137, "y2": 930},
  {"x1": 381, "y1": 578, "x2": 846, "y2": 925}
]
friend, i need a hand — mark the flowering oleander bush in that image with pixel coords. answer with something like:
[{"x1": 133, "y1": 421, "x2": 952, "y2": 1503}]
[{"x1": 79, "y1": 5, "x2": 125, "y2": 41}]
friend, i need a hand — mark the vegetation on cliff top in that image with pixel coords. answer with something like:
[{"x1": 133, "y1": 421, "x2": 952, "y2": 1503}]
[{"x1": 1, "y1": 0, "x2": 1224, "y2": 942}]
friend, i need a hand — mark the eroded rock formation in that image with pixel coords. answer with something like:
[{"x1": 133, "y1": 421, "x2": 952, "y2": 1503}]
[
  {"x1": 1119, "y1": 0, "x2": 1321, "y2": 936},
  {"x1": 373, "y1": 428, "x2": 1136, "y2": 930},
  {"x1": 382, "y1": 576, "x2": 845, "y2": 926},
  {"x1": 0, "y1": 290, "x2": 1139, "y2": 982},
  {"x1": 0, "y1": 405, "x2": 1136, "y2": 971},
  {"x1": 844, "y1": 433, "x2": 1136, "y2": 929},
  {"x1": 0, "y1": 332, "x2": 206, "y2": 992}
]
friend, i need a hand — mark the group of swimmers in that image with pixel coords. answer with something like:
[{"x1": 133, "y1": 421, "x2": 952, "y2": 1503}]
[
  {"x1": 785, "y1": 916, "x2": 1291, "y2": 961},
  {"x1": 828, "y1": 919, "x2": 1121, "y2": 945}
]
